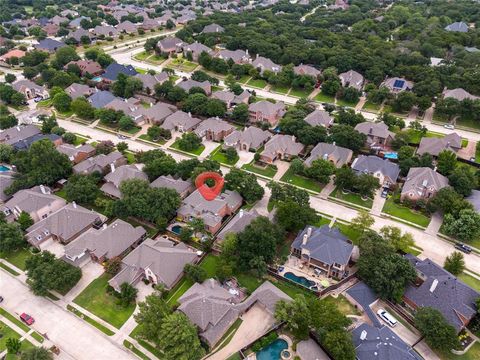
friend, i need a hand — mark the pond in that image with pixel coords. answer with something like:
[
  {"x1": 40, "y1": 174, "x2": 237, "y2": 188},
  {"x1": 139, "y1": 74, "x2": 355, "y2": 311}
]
[
  {"x1": 256, "y1": 339, "x2": 288, "y2": 360},
  {"x1": 284, "y1": 272, "x2": 316, "y2": 289}
]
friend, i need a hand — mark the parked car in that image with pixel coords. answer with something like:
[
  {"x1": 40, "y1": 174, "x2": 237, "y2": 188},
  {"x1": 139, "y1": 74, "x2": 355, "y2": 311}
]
[
  {"x1": 0, "y1": 296, "x2": 3, "y2": 303},
  {"x1": 381, "y1": 188, "x2": 389, "y2": 198},
  {"x1": 443, "y1": 124, "x2": 455, "y2": 130},
  {"x1": 455, "y1": 243, "x2": 472, "y2": 254},
  {"x1": 377, "y1": 309, "x2": 397, "y2": 327},
  {"x1": 33, "y1": 96, "x2": 43, "y2": 103},
  {"x1": 117, "y1": 134, "x2": 127, "y2": 140},
  {"x1": 20, "y1": 313, "x2": 35, "y2": 325}
]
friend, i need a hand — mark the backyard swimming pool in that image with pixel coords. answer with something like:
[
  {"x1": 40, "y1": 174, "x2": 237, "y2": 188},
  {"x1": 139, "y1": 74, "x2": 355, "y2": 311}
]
[
  {"x1": 383, "y1": 152, "x2": 398, "y2": 160},
  {"x1": 0, "y1": 165, "x2": 10, "y2": 172},
  {"x1": 171, "y1": 225, "x2": 183, "y2": 235},
  {"x1": 284, "y1": 272, "x2": 316, "y2": 288},
  {"x1": 256, "y1": 339, "x2": 288, "y2": 360},
  {"x1": 92, "y1": 76, "x2": 103, "y2": 82}
]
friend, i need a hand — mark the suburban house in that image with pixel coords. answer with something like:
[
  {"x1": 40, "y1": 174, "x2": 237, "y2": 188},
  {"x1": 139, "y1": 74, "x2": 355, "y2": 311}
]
[
  {"x1": 92, "y1": 25, "x2": 119, "y2": 38},
  {"x1": 57, "y1": 143, "x2": 96, "y2": 164},
  {"x1": 13, "y1": 133, "x2": 62, "y2": 151},
  {"x1": 161, "y1": 111, "x2": 202, "y2": 132},
  {"x1": 87, "y1": 90, "x2": 116, "y2": 109},
  {"x1": 252, "y1": 55, "x2": 281, "y2": 74},
  {"x1": 293, "y1": 64, "x2": 321, "y2": 78},
  {"x1": 178, "y1": 280, "x2": 291, "y2": 347},
  {"x1": 403, "y1": 254, "x2": 480, "y2": 333},
  {"x1": 202, "y1": 23, "x2": 224, "y2": 33},
  {"x1": 73, "y1": 151, "x2": 127, "y2": 175},
  {"x1": 65, "y1": 83, "x2": 96, "y2": 100},
  {"x1": 64, "y1": 219, "x2": 146, "y2": 264},
  {"x1": 140, "y1": 102, "x2": 176, "y2": 124},
  {"x1": 102, "y1": 63, "x2": 138, "y2": 82},
  {"x1": 105, "y1": 98, "x2": 145, "y2": 125},
  {"x1": 177, "y1": 79, "x2": 212, "y2": 95},
  {"x1": 194, "y1": 117, "x2": 235, "y2": 141},
  {"x1": 224, "y1": 126, "x2": 271, "y2": 152},
  {"x1": 339, "y1": 70, "x2": 364, "y2": 91},
  {"x1": 416, "y1": 132, "x2": 462, "y2": 157},
  {"x1": 117, "y1": 20, "x2": 138, "y2": 34},
  {"x1": 216, "y1": 209, "x2": 259, "y2": 243},
  {"x1": 101, "y1": 164, "x2": 148, "y2": 198},
  {"x1": 177, "y1": 189, "x2": 243, "y2": 233},
  {"x1": 0, "y1": 125, "x2": 41, "y2": 147},
  {"x1": 260, "y1": 135, "x2": 304, "y2": 164},
  {"x1": 26, "y1": 203, "x2": 106, "y2": 249},
  {"x1": 248, "y1": 100, "x2": 286, "y2": 126},
  {"x1": 351, "y1": 155, "x2": 400, "y2": 188},
  {"x1": 466, "y1": 190, "x2": 480, "y2": 213},
  {"x1": 443, "y1": 88, "x2": 479, "y2": 101},
  {"x1": 68, "y1": 28, "x2": 92, "y2": 42},
  {"x1": 157, "y1": 36, "x2": 184, "y2": 54},
  {"x1": 210, "y1": 90, "x2": 249, "y2": 108},
  {"x1": 380, "y1": 77, "x2": 414, "y2": 93},
  {"x1": 108, "y1": 236, "x2": 199, "y2": 292},
  {"x1": 183, "y1": 42, "x2": 213, "y2": 61},
  {"x1": 34, "y1": 38, "x2": 66, "y2": 53},
  {"x1": 354, "y1": 122, "x2": 395, "y2": 150},
  {"x1": 0, "y1": 171, "x2": 15, "y2": 203},
  {"x1": 445, "y1": 21, "x2": 469, "y2": 33},
  {"x1": 12, "y1": 80, "x2": 49, "y2": 100},
  {"x1": 291, "y1": 225, "x2": 354, "y2": 279},
  {"x1": 0, "y1": 186, "x2": 66, "y2": 223},
  {"x1": 135, "y1": 72, "x2": 169, "y2": 94},
  {"x1": 401, "y1": 167, "x2": 449, "y2": 202},
  {"x1": 150, "y1": 175, "x2": 194, "y2": 199},
  {"x1": 346, "y1": 281, "x2": 381, "y2": 327},
  {"x1": 217, "y1": 49, "x2": 251, "y2": 64},
  {"x1": 0, "y1": 49, "x2": 26, "y2": 63},
  {"x1": 65, "y1": 60, "x2": 103, "y2": 76},
  {"x1": 304, "y1": 142, "x2": 353, "y2": 168},
  {"x1": 304, "y1": 109, "x2": 334, "y2": 128}
]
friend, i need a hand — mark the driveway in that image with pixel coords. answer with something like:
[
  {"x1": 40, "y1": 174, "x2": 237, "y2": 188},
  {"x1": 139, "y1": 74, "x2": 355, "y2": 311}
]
[
  {"x1": 63, "y1": 261, "x2": 104, "y2": 303},
  {"x1": 457, "y1": 140, "x2": 477, "y2": 160},
  {"x1": 273, "y1": 160, "x2": 290, "y2": 181},
  {"x1": 39, "y1": 238, "x2": 67, "y2": 258},
  {"x1": 236, "y1": 150, "x2": 255, "y2": 168},
  {"x1": 199, "y1": 140, "x2": 220, "y2": 159},
  {"x1": 370, "y1": 189, "x2": 386, "y2": 216}
]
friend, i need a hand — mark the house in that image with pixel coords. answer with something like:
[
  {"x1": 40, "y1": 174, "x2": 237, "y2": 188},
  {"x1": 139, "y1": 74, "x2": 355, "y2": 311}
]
[
  {"x1": 105, "y1": 98, "x2": 145, "y2": 125},
  {"x1": 248, "y1": 100, "x2": 286, "y2": 126},
  {"x1": 202, "y1": 23, "x2": 224, "y2": 33},
  {"x1": 101, "y1": 164, "x2": 148, "y2": 198},
  {"x1": 252, "y1": 55, "x2": 281, "y2": 74},
  {"x1": 42, "y1": 23, "x2": 59, "y2": 37},
  {"x1": 443, "y1": 88, "x2": 479, "y2": 101},
  {"x1": 177, "y1": 189, "x2": 243, "y2": 233},
  {"x1": 157, "y1": 36, "x2": 184, "y2": 54},
  {"x1": 12, "y1": 80, "x2": 49, "y2": 100},
  {"x1": 354, "y1": 122, "x2": 395, "y2": 149},
  {"x1": 291, "y1": 225, "x2": 354, "y2": 278},
  {"x1": 194, "y1": 117, "x2": 235, "y2": 141},
  {"x1": 0, "y1": 185, "x2": 67, "y2": 222},
  {"x1": 0, "y1": 125, "x2": 41, "y2": 146},
  {"x1": 161, "y1": 111, "x2": 202, "y2": 132},
  {"x1": 140, "y1": 102, "x2": 176, "y2": 124},
  {"x1": 73, "y1": 151, "x2": 127, "y2": 175},
  {"x1": 87, "y1": 90, "x2": 116, "y2": 109},
  {"x1": 304, "y1": 109, "x2": 333, "y2": 128},
  {"x1": 68, "y1": 16, "x2": 90, "y2": 29},
  {"x1": 293, "y1": 64, "x2": 321, "y2": 78},
  {"x1": 339, "y1": 70, "x2": 364, "y2": 91},
  {"x1": 34, "y1": 38, "x2": 66, "y2": 53},
  {"x1": 352, "y1": 323, "x2": 421, "y2": 360},
  {"x1": 466, "y1": 190, "x2": 480, "y2": 213},
  {"x1": 65, "y1": 83, "x2": 96, "y2": 100},
  {"x1": 151, "y1": 175, "x2": 194, "y2": 199},
  {"x1": 183, "y1": 42, "x2": 213, "y2": 62},
  {"x1": 92, "y1": 25, "x2": 119, "y2": 38},
  {"x1": 217, "y1": 49, "x2": 251, "y2": 64},
  {"x1": 108, "y1": 236, "x2": 198, "y2": 292},
  {"x1": 224, "y1": 126, "x2": 271, "y2": 152},
  {"x1": 177, "y1": 79, "x2": 212, "y2": 95},
  {"x1": 50, "y1": 16, "x2": 68, "y2": 26},
  {"x1": 403, "y1": 255, "x2": 480, "y2": 332},
  {"x1": 0, "y1": 49, "x2": 26, "y2": 63},
  {"x1": 211, "y1": 90, "x2": 235, "y2": 108},
  {"x1": 232, "y1": 90, "x2": 250, "y2": 105},
  {"x1": 178, "y1": 280, "x2": 291, "y2": 347},
  {"x1": 135, "y1": 72, "x2": 169, "y2": 94},
  {"x1": 345, "y1": 282, "x2": 381, "y2": 327},
  {"x1": 0, "y1": 171, "x2": 15, "y2": 203},
  {"x1": 57, "y1": 143, "x2": 96, "y2": 164},
  {"x1": 13, "y1": 133, "x2": 62, "y2": 151},
  {"x1": 102, "y1": 63, "x2": 138, "y2": 82},
  {"x1": 116, "y1": 20, "x2": 138, "y2": 34},
  {"x1": 380, "y1": 77, "x2": 413, "y2": 93},
  {"x1": 68, "y1": 28, "x2": 91, "y2": 43},
  {"x1": 260, "y1": 135, "x2": 304, "y2": 164},
  {"x1": 64, "y1": 219, "x2": 146, "y2": 264},
  {"x1": 26, "y1": 203, "x2": 106, "y2": 249},
  {"x1": 216, "y1": 209, "x2": 259, "y2": 243},
  {"x1": 66, "y1": 60, "x2": 102, "y2": 76},
  {"x1": 445, "y1": 21, "x2": 469, "y2": 33},
  {"x1": 401, "y1": 167, "x2": 449, "y2": 202},
  {"x1": 416, "y1": 132, "x2": 462, "y2": 157},
  {"x1": 304, "y1": 142, "x2": 353, "y2": 168},
  {"x1": 351, "y1": 155, "x2": 400, "y2": 188}
]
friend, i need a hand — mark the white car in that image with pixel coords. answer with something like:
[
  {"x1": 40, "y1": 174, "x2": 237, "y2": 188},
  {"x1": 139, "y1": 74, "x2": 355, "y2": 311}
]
[
  {"x1": 443, "y1": 124, "x2": 455, "y2": 130},
  {"x1": 377, "y1": 308, "x2": 398, "y2": 327}
]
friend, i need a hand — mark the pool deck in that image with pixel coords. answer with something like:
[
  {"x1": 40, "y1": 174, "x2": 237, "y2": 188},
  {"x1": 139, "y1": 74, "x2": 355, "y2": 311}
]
[{"x1": 279, "y1": 256, "x2": 339, "y2": 289}]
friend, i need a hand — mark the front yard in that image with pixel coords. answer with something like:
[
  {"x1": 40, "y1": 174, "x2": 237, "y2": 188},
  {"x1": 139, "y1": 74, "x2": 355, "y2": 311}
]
[
  {"x1": 0, "y1": 321, "x2": 21, "y2": 352},
  {"x1": 330, "y1": 187, "x2": 373, "y2": 209},
  {"x1": 168, "y1": 58, "x2": 198, "y2": 72},
  {"x1": 362, "y1": 100, "x2": 381, "y2": 112},
  {"x1": 314, "y1": 92, "x2": 335, "y2": 104},
  {"x1": 458, "y1": 273, "x2": 480, "y2": 292},
  {"x1": 209, "y1": 145, "x2": 239, "y2": 166},
  {"x1": 246, "y1": 78, "x2": 267, "y2": 89},
  {"x1": 241, "y1": 161, "x2": 277, "y2": 178},
  {"x1": 138, "y1": 134, "x2": 166, "y2": 145},
  {"x1": 170, "y1": 140, "x2": 205, "y2": 156},
  {"x1": 0, "y1": 248, "x2": 33, "y2": 270},
  {"x1": 280, "y1": 167, "x2": 324, "y2": 192},
  {"x1": 381, "y1": 197, "x2": 431, "y2": 228},
  {"x1": 441, "y1": 342, "x2": 480, "y2": 360},
  {"x1": 289, "y1": 87, "x2": 312, "y2": 98}
]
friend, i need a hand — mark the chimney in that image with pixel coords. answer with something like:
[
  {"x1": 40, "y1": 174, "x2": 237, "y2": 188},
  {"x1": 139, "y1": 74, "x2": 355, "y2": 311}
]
[
  {"x1": 245, "y1": 49, "x2": 249, "y2": 56},
  {"x1": 16, "y1": 126, "x2": 21, "y2": 131},
  {"x1": 302, "y1": 233, "x2": 309, "y2": 245},
  {"x1": 360, "y1": 330, "x2": 367, "y2": 340},
  {"x1": 103, "y1": 223, "x2": 108, "y2": 229},
  {"x1": 72, "y1": 201, "x2": 77, "y2": 209},
  {"x1": 292, "y1": 135, "x2": 296, "y2": 142},
  {"x1": 188, "y1": 111, "x2": 192, "y2": 117},
  {"x1": 239, "y1": 209, "x2": 244, "y2": 218},
  {"x1": 110, "y1": 163, "x2": 116, "y2": 173},
  {"x1": 307, "y1": 226, "x2": 312, "y2": 237},
  {"x1": 333, "y1": 141, "x2": 336, "y2": 146},
  {"x1": 40, "y1": 185, "x2": 47, "y2": 194},
  {"x1": 430, "y1": 279, "x2": 438, "y2": 293}
]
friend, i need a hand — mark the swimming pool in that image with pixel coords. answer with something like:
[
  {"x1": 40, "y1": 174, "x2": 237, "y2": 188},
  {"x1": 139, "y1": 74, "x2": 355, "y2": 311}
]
[
  {"x1": 256, "y1": 339, "x2": 288, "y2": 360},
  {"x1": 92, "y1": 76, "x2": 103, "y2": 82},
  {"x1": 284, "y1": 272, "x2": 316, "y2": 288},
  {"x1": 384, "y1": 152, "x2": 398, "y2": 160},
  {"x1": 0, "y1": 165, "x2": 10, "y2": 172},
  {"x1": 171, "y1": 225, "x2": 183, "y2": 235}
]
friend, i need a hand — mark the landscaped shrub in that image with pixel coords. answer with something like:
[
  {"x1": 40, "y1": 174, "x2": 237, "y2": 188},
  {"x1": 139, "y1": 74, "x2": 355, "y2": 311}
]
[{"x1": 251, "y1": 332, "x2": 279, "y2": 352}]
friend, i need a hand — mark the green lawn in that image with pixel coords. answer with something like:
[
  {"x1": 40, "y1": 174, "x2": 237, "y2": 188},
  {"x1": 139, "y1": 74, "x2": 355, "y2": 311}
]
[
  {"x1": 280, "y1": 168, "x2": 324, "y2": 192},
  {"x1": 458, "y1": 273, "x2": 480, "y2": 292},
  {"x1": 323, "y1": 295, "x2": 361, "y2": 316},
  {"x1": 227, "y1": 354, "x2": 242, "y2": 360},
  {"x1": 123, "y1": 340, "x2": 150, "y2": 360},
  {"x1": 405, "y1": 129, "x2": 444, "y2": 145},
  {"x1": 135, "y1": 67, "x2": 147, "y2": 74},
  {"x1": 246, "y1": 78, "x2": 267, "y2": 89},
  {"x1": 0, "y1": 248, "x2": 32, "y2": 270},
  {"x1": 170, "y1": 140, "x2": 205, "y2": 156},
  {"x1": 133, "y1": 51, "x2": 152, "y2": 61},
  {"x1": 330, "y1": 187, "x2": 373, "y2": 209},
  {"x1": 146, "y1": 54, "x2": 166, "y2": 65},
  {"x1": 0, "y1": 308, "x2": 30, "y2": 333},
  {"x1": 169, "y1": 58, "x2": 198, "y2": 72},
  {"x1": 455, "y1": 117, "x2": 480, "y2": 131},
  {"x1": 268, "y1": 276, "x2": 316, "y2": 300},
  {"x1": 0, "y1": 321, "x2": 21, "y2": 352},
  {"x1": 336, "y1": 98, "x2": 359, "y2": 108},
  {"x1": 241, "y1": 161, "x2": 277, "y2": 178},
  {"x1": 382, "y1": 197, "x2": 431, "y2": 227},
  {"x1": 73, "y1": 135, "x2": 89, "y2": 146},
  {"x1": 138, "y1": 134, "x2": 166, "y2": 145},
  {"x1": 270, "y1": 85, "x2": 290, "y2": 94},
  {"x1": 440, "y1": 342, "x2": 480, "y2": 360},
  {"x1": 67, "y1": 305, "x2": 115, "y2": 336},
  {"x1": 336, "y1": 223, "x2": 363, "y2": 244},
  {"x1": 476, "y1": 148, "x2": 480, "y2": 163},
  {"x1": 124, "y1": 152, "x2": 135, "y2": 164},
  {"x1": 73, "y1": 273, "x2": 136, "y2": 329},
  {"x1": 314, "y1": 92, "x2": 335, "y2": 104},
  {"x1": 237, "y1": 75, "x2": 250, "y2": 84},
  {"x1": 462, "y1": 139, "x2": 469, "y2": 148},
  {"x1": 363, "y1": 100, "x2": 381, "y2": 112},
  {"x1": 289, "y1": 87, "x2": 312, "y2": 98},
  {"x1": 0, "y1": 262, "x2": 20, "y2": 276},
  {"x1": 209, "y1": 145, "x2": 239, "y2": 165}
]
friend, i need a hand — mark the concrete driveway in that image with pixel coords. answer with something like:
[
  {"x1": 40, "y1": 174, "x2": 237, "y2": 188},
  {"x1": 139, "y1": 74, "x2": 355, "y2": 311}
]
[
  {"x1": 371, "y1": 189, "x2": 386, "y2": 216},
  {"x1": 236, "y1": 150, "x2": 255, "y2": 168},
  {"x1": 63, "y1": 262, "x2": 104, "y2": 303}
]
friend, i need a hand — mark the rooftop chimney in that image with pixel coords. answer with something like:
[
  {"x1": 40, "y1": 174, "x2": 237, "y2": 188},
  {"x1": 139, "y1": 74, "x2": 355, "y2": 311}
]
[
  {"x1": 72, "y1": 201, "x2": 77, "y2": 209},
  {"x1": 110, "y1": 163, "x2": 116, "y2": 173},
  {"x1": 430, "y1": 278, "x2": 438, "y2": 293},
  {"x1": 239, "y1": 209, "x2": 244, "y2": 218},
  {"x1": 302, "y1": 233, "x2": 309, "y2": 245},
  {"x1": 360, "y1": 330, "x2": 367, "y2": 340},
  {"x1": 40, "y1": 185, "x2": 47, "y2": 194}
]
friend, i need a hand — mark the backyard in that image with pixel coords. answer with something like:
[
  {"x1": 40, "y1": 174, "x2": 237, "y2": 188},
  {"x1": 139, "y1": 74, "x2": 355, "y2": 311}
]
[
  {"x1": 280, "y1": 167, "x2": 324, "y2": 192},
  {"x1": 382, "y1": 197, "x2": 431, "y2": 228},
  {"x1": 241, "y1": 161, "x2": 277, "y2": 178},
  {"x1": 330, "y1": 187, "x2": 373, "y2": 209}
]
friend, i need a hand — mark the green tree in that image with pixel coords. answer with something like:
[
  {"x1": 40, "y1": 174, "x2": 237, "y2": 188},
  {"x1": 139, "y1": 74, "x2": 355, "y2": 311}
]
[
  {"x1": 104, "y1": 257, "x2": 122, "y2": 276},
  {"x1": 436, "y1": 150, "x2": 457, "y2": 176},
  {"x1": 448, "y1": 165, "x2": 478, "y2": 197},
  {"x1": 334, "y1": 166, "x2": 356, "y2": 191},
  {"x1": 304, "y1": 159, "x2": 336, "y2": 183},
  {"x1": 224, "y1": 168, "x2": 264, "y2": 203},
  {"x1": 0, "y1": 114, "x2": 17, "y2": 129},
  {"x1": 415, "y1": 307, "x2": 460, "y2": 352},
  {"x1": 268, "y1": 182, "x2": 310, "y2": 207},
  {"x1": 328, "y1": 125, "x2": 366, "y2": 152},
  {"x1": 177, "y1": 132, "x2": 201, "y2": 152},
  {"x1": 231, "y1": 103, "x2": 249, "y2": 123},
  {"x1": 118, "y1": 116, "x2": 135, "y2": 130},
  {"x1": 224, "y1": 147, "x2": 238, "y2": 162},
  {"x1": 443, "y1": 209, "x2": 480, "y2": 242},
  {"x1": 275, "y1": 201, "x2": 319, "y2": 233},
  {"x1": 351, "y1": 211, "x2": 374, "y2": 234},
  {"x1": 52, "y1": 92, "x2": 72, "y2": 113},
  {"x1": 118, "y1": 282, "x2": 138, "y2": 307},
  {"x1": 17, "y1": 211, "x2": 33, "y2": 231},
  {"x1": 40, "y1": 115, "x2": 58, "y2": 134},
  {"x1": 275, "y1": 295, "x2": 311, "y2": 339},
  {"x1": 54, "y1": 46, "x2": 80, "y2": 67},
  {"x1": 184, "y1": 264, "x2": 207, "y2": 283},
  {"x1": 0, "y1": 144, "x2": 13, "y2": 163},
  {"x1": 0, "y1": 221, "x2": 26, "y2": 252},
  {"x1": 71, "y1": 97, "x2": 95, "y2": 120},
  {"x1": 323, "y1": 331, "x2": 355, "y2": 360},
  {"x1": 379, "y1": 226, "x2": 414, "y2": 252},
  {"x1": 443, "y1": 251, "x2": 465, "y2": 276},
  {"x1": 64, "y1": 174, "x2": 99, "y2": 204},
  {"x1": 6, "y1": 338, "x2": 21, "y2": 354},
  {"x1": 20, "y1": 347, "x2": 53, "y2": 360}
]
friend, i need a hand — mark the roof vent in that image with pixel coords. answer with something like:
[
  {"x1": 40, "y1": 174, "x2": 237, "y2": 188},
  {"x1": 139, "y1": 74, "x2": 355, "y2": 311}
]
[
  {"x1": 430, "y1": 278, "x2": 439, "y2": 293},
  {"x1": 360, "y1": 330, "x2": 367, "y2": 340}
]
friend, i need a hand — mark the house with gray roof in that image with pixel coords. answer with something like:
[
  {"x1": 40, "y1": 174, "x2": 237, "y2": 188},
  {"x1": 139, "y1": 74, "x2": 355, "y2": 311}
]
[
  {"x1": 87, "y1": 90, "x2": 116, "y2": 109},
  {"x1": 12, "y1": 80, "x2": 49, "y2": 100},
  {"x1": 66, "y1": 60, "x2": 102, "y2": 76},
  {"x1": 445, "y1": 21, "x2": 469, "y2": 33},
  {"x1": 157, "y1": 36, "x2": 184, "y2": 54},
  {"x1": 443, "y1": 88, "x2": 479, "y2": 102},
  {"x1": 13, "y1": 133, "x2": 62, "y2": 151},
  {"x1": 64, "y1": 219, "x2": 146, "y2": 265},
  {"x1": 73, "y1": 151, "x2": 127, "y2": 175},
  {"x1": 151, "y1": 175, "x2": 193, "y2": 198},
  {"x1": 466, "y1": 190, "x2": 480, "y2": 213},
  {"x1": 0, "y1": 125, "x2": 41, "y2": 147},
  {"x1": 34, "y1": 38, "x2": 66, "y2": 53},
  {"x1": 101, "y1": 164, "x2": 148, "y2": 198},
  {"x1": 108, "y1": 236, "x2": 198, "y2": 292},
  {"x1": 135, "y1": 72, "x2": 169, "y2": 94},
  {"x1": 380, "y1": 77, "x2": 414, "y2": 94},
  {"x1": 224, "y1": 126, "x2": 271, "y2": 151},
  {"x1": 140, "y1": 101, "x2": 176, "y2": 124},
  {"x1": 211, "y1": 90, "x2": 235, "y2": 108},
  {"x1": 177, "y1": 79, "x2": 212, "y2": 95},
  {"x1": 67, "y1": 28, "x2": 91, "y2": 43},
  {"x1": 57, "y1": 143, "x2": 96, "y2": 164},
  {"x1": 92, "y1": 25, "x2": 119, "y2": 38},
  {"x1": 26, "y1": 202, "x2": 105, "y2": 248},
  {"x1": 403, "y1": 254, "x2": 480, "y2": 332},
  {"x1": 260, "y1": 134, "x2": 304, "y2": 164},
  {"x1": 304, "y1": 109, "x2": 333, "y2": 128},
  {"x1": 183, "y1": 42, "x2": 213, "y2": 61},
  {"x1": 291, "y1": 225, "x2": 354, "y2": 278},
  {"x1": 293, "y1": 64, "x2": 321, "y2": 78},
  {"x1": 161, "y1": 110, "x2": 202, "y2": 132},
  {"x1": 217, "y1": 209, "x2": 259, "y2": 243},
  {"x1": 217, "y1": 49, "x2": 251, "y2": 64},
  {"x1": 202, "y1": 23, "x2": 224, "y2": 33},
  {"x1": 354, "y1": 122, "x2": 395, "y2": 150},
  {"x1": 351, "y1": 155, "x2": 400, "y2": 187},
  {"x1": 194, "y1": 117, "x2": 235, "y2": 142},
  {"x1": 352, "y1": 323, "x2": 421, "y2": 360},
  {"x1": 0, "y1": 171, "x2": 15, "y2": 203},
  {"x1": 102, "y1": 63, "x2": 138, "y2": 82},
  {"x1": 345, "y1": 282, "x2": 381, "y2": 327},
  {"x1": 117, "y1": 20, "x2": 138, "y2": 34},
  {"x1": 304, "y1": 142, "x2": 353, "y2": 168},
  {"x1": 252, "y1": 55, "x2": 281, "y2": 74},
  {"x1": 417, "y1": 132, "x2": 462, "y2": 157},
  {"x1": 339, "y1": 70, "x2": 364, "y2": 91},
  {"x1": 401, "y1": 167, "x2": 449, "y2": 202},
  {"x1": 65, "y1": 83, "x2": 95, "y2": 100},
  {"x1": 249, "y1": 100, "x2": 286, "y2": 126}
]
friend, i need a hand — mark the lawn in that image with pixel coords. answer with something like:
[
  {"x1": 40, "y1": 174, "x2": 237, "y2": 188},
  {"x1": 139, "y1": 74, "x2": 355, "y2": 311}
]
[
  {"x1": 0, "y1": 308, "x2": 30, "y2": 333},
  {"x1": 267, "y1": 275, "x2": 316, "y2": 300},
  {"x1": 138, "y1": 134, "x2": 166, "y2": 145},
  {"x1": 336, "y1": 98, "x2": 359, "y2": 108},
  {"x1": 0, "y1": 262, "x2": 19, "y2": 276},
  {"x1": 67, "y1": 305, "x2": 115, "y2": 336},
  {"x1": 209, "y1": 145, "x2": 239, "y2": 165},
  {"x1": 458, "y1": 273, "x2": 480, "y2": 292},
  {"x1": 133, "y1": 51, "x2": 151, "y2": 61},
  {"x1": 73, "y1": 135, "x2": 89, "y2": 146},
  {"x1": 0, "y1": 321, "x2": 21, "y2": 352},
  {"x1": 323, "y1": 295, "x2": 361, "y2": 316},
  {"x1": 237, "y1": 75, "x2": 250, "y2": 84},
  {"x1": 405, "y1": 129, "x2": 444, "y2": 145},
  {"x1": 124, "y1": 152, "x2": 136, "y2": 164},
  {"x1": 314, "y1": 92, "x2": 335, "y2": 104},
  {"x1": 336, "y1": 223, "x2": 363, "y2": 244},
  {"x1": 330, "y1": 187, "x2": 373, "y2": 209},
  {"x1": 462, "y1": 138, "x2": 469, "y2": 148},
  {"x1": 289, "y1": 87, "x2": 312, "y2": 98},
  {"x1": 0, "y1": 248, "x2": 32, "y2": 270},
  {"x1": 362, "y1": 100, "x2": 381, "y2": 112},
  {"x1": 280, "y1": 168, "x2": 324, "y2": 192},
  {"x1": 270, "y1": 85, "x2": 290, "y2": 94},
  {"x1": 241, "y1": 161, "x2": 277, "y2": 178},
  {"x1": 441, "y1": 342, "x2": 480, "y2": 360},
  {"x1": 135, "y1": 67, "x2": 147, "y2": 74},
  {"x1": 146, "y1": 54, "x2": 166, "y2": 65},
  {"x1": 170, "y1": 140, "x2": 205, "y2": 156},
  {"x1": 246, "y1": 78, "x2": 267, "y2": 89},
  {"x1": 382, "y1": 197, "x2": 431, "y2": 227},
  {"x1": 73, "y1": 273, "x2": 136, "y2": 329},
  {"x1": 169, "y1": 58, "x2": 198, "y2": 72},
  {"x1": 455, "y1": 117, "x2": 480, "y2": 131},
  {"x1": 123, "y1": 340, "x2": 150, "y2": 360},
  {"x1": 476, "y1": 148, "x2": 480, "y2": 163}
]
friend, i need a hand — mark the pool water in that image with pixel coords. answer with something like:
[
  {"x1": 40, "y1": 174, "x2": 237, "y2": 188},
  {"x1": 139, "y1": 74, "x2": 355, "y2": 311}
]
[
  {"x1": 171, "y1": 225, "x2": 183, "y2": 234},
  {"x1": 384, "y1": 152, "x2": 398, "y2": 160},
  {"x1": 92, "y1": 76, "x2": 103, "y2": 82},
  {"x1": 284, "y1": 272, "x2": 315, "y2": 288},
  {"x1": 0, "y1": 165, "x2": 10, "y2": 172},
  {"x1": 256, "y1": 339, "x2": 288, "y2": 360}
]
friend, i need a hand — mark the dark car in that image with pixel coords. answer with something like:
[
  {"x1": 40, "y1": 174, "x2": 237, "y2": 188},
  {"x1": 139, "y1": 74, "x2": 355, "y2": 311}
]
[
  {"x1": 20, "y1": 313, "x2": 35, "y2": 325},
  {"x1": 455, "y1": 243, "x2": 472, "y2": 254},
  {"x1": 0, "y1": 296, "x2": 3, "y2": 303},
  {"x1": 381, "y1": 189, "x2": 389, "y2": 198}
]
